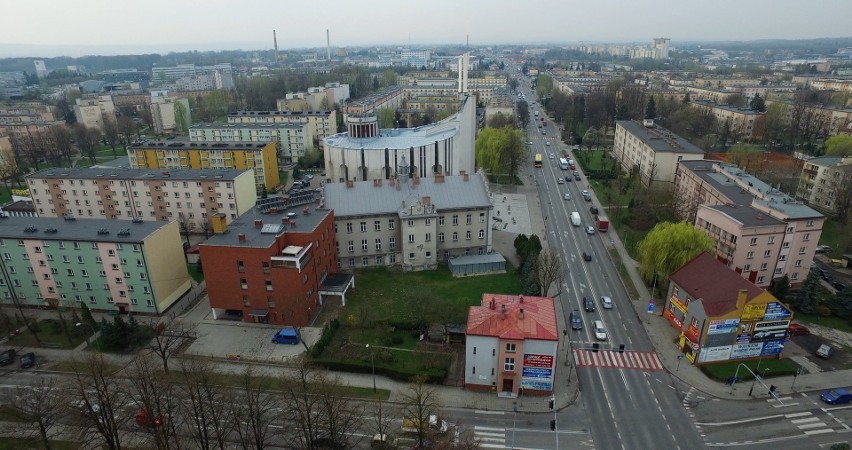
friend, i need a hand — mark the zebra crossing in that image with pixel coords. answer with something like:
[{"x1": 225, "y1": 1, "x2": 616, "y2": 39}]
[
  {"x1": 573, "y1": 349, "x2": 663, "y2": 371},
  {"x1": 784, "y1": 411, "x2": 835, "y2": 435},
  {"x1": 473, "y1": 426, "x2": 506, "y2": 448}
]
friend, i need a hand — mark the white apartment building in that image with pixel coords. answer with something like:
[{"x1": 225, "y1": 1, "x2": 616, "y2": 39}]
[
  {"x1": 189, "y1": 122, "x2": 313, "y2": 164},
  {"x1": 796, "y1": 156, "x2": 852, "y2": 216},
  {"x1": 613, "y1": 120, "x2": 706, "y2": 186},
  {"x1": 323, "y1": 172, "x2": 493, "y2": 271},
  {"x1": 26, "y1": 167, "x2": 257, "y2": 230},
  {"x1": 150, "y1": 92, "x2": 191, "y2": 135},
  {"x1": 227, "y1": 110, "x2": 336, "y2": 151},
  {"x1": 689, "y1": 100, "x2": 765, "y2": 141},
  {"x1": 73, "y1": 95, "x2": 116, "y2": 130}
]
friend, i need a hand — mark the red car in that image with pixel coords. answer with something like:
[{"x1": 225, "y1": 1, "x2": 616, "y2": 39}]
[
  {"x1": 135, "y1": 409, "x2": 163, "y2": 427},
  {"x1": 788, "y1": 323, "x2": 810, "y2": 336}
]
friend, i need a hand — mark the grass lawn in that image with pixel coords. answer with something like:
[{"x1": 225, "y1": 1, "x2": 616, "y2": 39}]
[
  {"x1": 488, "y1": 174, "x2": 524, "y2": 185},
  {"x1": 0, "y1": 188, "x2": 11, "y2": 205},
  {"x1": 0, "y1": 438, "x2": 81, "y2": 450},
  {"x1": 187, "y1": 263, "x2": 205, "y2": 283},
  {"x1": 7, "y1": 319, "x2": 89, "y2": 349},
  {"x1": 45, "y1": 360, "x2": 122, "y2": 375},
  {"x1": 700, "y1": 357, "x2": 803, "y2": 382},
  {"x1": 819, "y1": 219, "x2": 851, "y2": 258},
  {"x1": 577, "y1": 150, "x2": 617, "y2": 172},
  {"x1": 795, "y1": 313, "x2": 852, "y2": 334}
]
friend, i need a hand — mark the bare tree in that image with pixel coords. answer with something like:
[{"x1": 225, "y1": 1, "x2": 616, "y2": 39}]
[
  {"x1": 74, "y1": 123, "x2": 102, "y2": 166},
  {"x1": 178, "y1": 213, "x2": 197, "y2": 247},
  {"x1": 117, "y1": 116, "x2": 137, "y2": 150},
  {"x1": 535, "y1": 249, "x2": 562, "y2": 297},
  {"x1": 832, "y1": 165, "x2": 852, "y2": 224},
  {"x1": 127, "y1": 354, "x2": 183, "y2": 450},
  {"x1": 102, "y1": 115, "x2": 120, "y2": 157},
  {"x1": 370, "y1": 399, "x2": 398, "y2": 446},
  {"x1": 9, "y1": 130, "x2": 47, "y2": 171},
  {"x1": 177, "y1": 358, "x2": 234, "y2": 450},
  {"x1": 146, "y1": 318, "x2": 197, "y2": 373},
  {"x1": 283, "y1": 362, "x2": 324, "y2": 448},
  {"x1": 46, "y1": 124, "x2": 75, "y2": 166},
  {"x1": 2, "y1": 377, "x2": 65, "y2": 449},
  {"x1": 0, "y1": 143, "x2": 25, "y2": 192},
  {"x1": 229, "y1": 366, "x2": 282, "y2": 450},
  {"x1": 400, "y1": 375, "x2": 442, "y2": 448},
  {"x1": 314, "y1": 370, "x2": 363, "y2": 449},
  {"x1": 71, "y1": 352, "x2": 132, "y2": 450}
]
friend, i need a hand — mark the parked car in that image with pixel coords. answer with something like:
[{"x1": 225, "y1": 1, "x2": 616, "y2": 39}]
[
  {"x1": 135, "y1": 409, "x2": 164, "y2": 427},
  {"x1": 816, "y1": 344, "x2": 834, "y2": 359},
  {"x1": 820, "y1": 269, "x2": 833, "y2": 281},
  {"x1": 601, "y1": 296, "x2": 613, "y2": 309},
  {"x1": 570, "y1": 310, "x2": 583, "y2": 330},
  {"x1": 584, "y1": 297, "x2": 596, "y2": 312},
  {"x1": 832, "y1": 282, "x2": 846, "y2": 292},
  {"x1": 72, "y1": 400, "x2": 101, "y2": 416},
  {"x1": 787, "y1": 323, "x2": 810, "y2": 336},
  {"x1": 585, "y1": 226, "x2": 595, "y2": 235},
  {"x1": 820, "y1": 388, "x2": 852, "y2": 405},
  {"x1": 19, "y1": 352, "x2": 35, "y2": 369},
  {"x1": 815, "y1": 245, "x2": 832, "y2": 254},
  {"x1": 589, "y1": 205, "x2": 599, "y2": 215},
  {"x1": 582, "y1": 252, "x2": 592, "y2": 261},
  {"x1": 0, "y1": 349, "x2": 15, "y2": 366}
]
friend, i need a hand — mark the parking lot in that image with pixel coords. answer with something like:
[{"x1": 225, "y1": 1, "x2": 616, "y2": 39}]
[{"x1": 183, "y1": 320, "x2": 322, "y2": 363}]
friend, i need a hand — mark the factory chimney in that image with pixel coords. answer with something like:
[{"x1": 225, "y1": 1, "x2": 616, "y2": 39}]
[
  {"x1": 273, "y1": 30, "x2": 280, "y2": 62},
  {"x1": 326, "y1": 29, "x2": 331, "y2": 63}
]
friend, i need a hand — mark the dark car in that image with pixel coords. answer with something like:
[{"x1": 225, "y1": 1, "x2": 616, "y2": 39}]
[
  {"x1": 570, "y1": 310, "x2": 583, "y2": 330},
  {"x1": 573, "y1": 170, "x2": 581, "y2": 181},
  {"x1": 19, "y1": 352, "x2": 35, "y2": 369},
  {"x1": 820, "y1": 269, "x2": 833, "y2": 281},
  {"x1": 589, "y1": 205, "x2": 599, "y2": 215},
  {"x1": 0, "y1": 349, "x2": 15, "y2": 366},
  {"x1": 832, "y1": 282, "x2": 846, "y2": 292},
  {"x1": 584, "y1": 297, "x2": 596, "y2": 312},
  {"x1": 565, "y1": 176, "x2": 572, "y2": 183},
  {"x1": 787, "y1": 323, "x2": 810, "y2": 336},
  {"x1": 583, "y1": 252, "x2": 592, "y2": 262}
]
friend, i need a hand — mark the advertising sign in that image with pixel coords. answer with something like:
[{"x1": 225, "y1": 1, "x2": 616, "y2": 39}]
[
  {"x1": 698, "y1": 345, "x2": 732, "y2": 363},
  {"x1": 763, "y1": 302, "x2": 792, "y2": 320},
  {"x1": 708, "y1": 319, "x2": 740, "y2": 335},
  {"x1": 736, "y1": 333, "x2": 752, "y2": 343},
  {"x1": 664, "y1": 309, "x2": 683, "y2": 329},
  {"x1": 670, "y1": 296, "x2": 687, "y2": 313},
  {"x1": 523, "y1": 354, "x2": 554, "y2": 368},
  {"x1": 752, "y1": 320, "x2": 790, "y2": 342},
  {"x1": 730, "y1": 342, "x2": 763, "y2": 359},
  {"x1": 521, "y1": 379, "x2": 553, "y2": 390},
  {"x1": 742, "y1": 303, "x2": 767, "y2": 320},
  {"x1": 760, "y1": 340, "x2": 786, "y2": 357},
  {"x1": 522, "y1": 367, "x2": 552, "y2": 378}
]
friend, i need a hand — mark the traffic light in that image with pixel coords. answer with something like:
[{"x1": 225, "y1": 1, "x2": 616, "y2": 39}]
[
  {"x1": 550, "y1": 419, "x2": 556, "y2": 431},
  {"x1": 592, "y1": 343, "x2": 599, "y2": 353},
  {"x1": 769, "y1": 385, "x2": 777, "y2": 395},
  {"x1": 548, "y1": 399, "x2": 554, "y2": 410},
  {"x1": 619, "y1": 344, "x2": 625, "y2": 354}
]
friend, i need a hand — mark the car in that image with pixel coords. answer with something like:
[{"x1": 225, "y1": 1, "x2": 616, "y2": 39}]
[
  {"x1": 542, "y1": 131, "x2": 546, "y2": 135},
  {"x1": 787, "y1": 323, "x2": 810, "y2": 336},
  {"x1": 574, "y1": 174, "x2": 581, "y2": 181},
  {"x1": 601, "y1": 296, "x2": 613, "y2": 309},
  {"x1": 585, "y1": 226, "x2": 595, "y2": 235},
  {"x1": 820, "y1": 270, "x2": 833, "y2": 281},
  {"x1": 584, "y1": 297, "x2": 596, "y2": 312},
  {"x1": 549, "y1": 153, "x2": 555, "y2": 159},
  {"x1": 564, "y1": 153, "x2": 571, "y2": 158},
  {"x1": 565, "y1": 176, "x2": 572, "y2": 182},
  {"x1": 582, "y1": 190, "x2": 592, "y2": 201},
  {"x1": 545, "y1": 141, "x2": 550, "y2": 145},
  {"x1": 0, "y1": 349, "x2": 15, "y2": 366},
  {"x1": 528, "y1": 141, "x2": 533, "y2": 145},
  {"x1": 570, "y1": 310, "x2": 583, "y2": 330},
  {"x1": 832, "y1": 282, "x2": 846, "y2": 292},
  {"x1": 815, "y1": 245, "x2": 832, "y2": 253},
  {"x1": 569, "y1": 164, "x2": 576, "y2": 170},
  {"x1": 589, "y1": 205, "x2": 599, "y2": 215},
  {"x1": 557, "y1": 177, "x2": 564, "y2": 184},
  {"x1": 564, "y1": 193, "x2": 572, "y2": 200},
  {"x1": 72, "y1": 400, "x2": 101, "y2": 416},
  {"x1": 19, "y1": 352, "x2": 35, "y2": 369},
  {"x1": 593, "y1": 320, "x2": 608, "y2": 341},
  {"x1": 820, "y1": 388, "x2": 852, "y2": 405},
  {"x1": 135, "y1": 409, "x2": 164, "y2": 427},
  {"x1": 816, "y1": 344, "x2": 834, "y2": 359},
  {"x1": 582, "y1": 252, "x2": 592, "y2": 261}
]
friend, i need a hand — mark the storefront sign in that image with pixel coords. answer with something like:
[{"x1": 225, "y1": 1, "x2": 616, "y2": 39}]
[
  {"x1": 763, "y1": 302, "x2": 792, "y2": 320},
  {"x1": 736, "y1": 333, "x2": 752, "y2": 343},
  {"x1": 664, "y1": 309, "x2": 683, "y2": 329},
  {"x1": 760, "y1": 340, "x2": 786, "y2": 357},
  {"x1": 730, "y1": 342, "x2": 763, "y2": 359},
  {"x1": 742, "y1": 303, "x2": 767, "y2": 321},
  {"x1": 523, "y1": 354, "x2": 554, "y2": 368},
  {"x1": 752, "y1": 319, "x2": 790, "y2": 341},
  {"x1": 698, "y1": 345, "x2": 732, "y2": 363},
  {"x1": 521, "y1": 379, "x2": 553, "y2": 391},
  {"x1": 670, "y1": 295, "x2": 687, "y2": 313},
  {"x1": 687, "y1": 325, "x2": 700, "y2": 339},
  {"x1": 708, "y1": 319, "x2": 740, "y2": 335}
]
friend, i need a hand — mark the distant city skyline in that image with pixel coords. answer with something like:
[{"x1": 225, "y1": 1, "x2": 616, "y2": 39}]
[{"x1": 2, "y1": 0, "x2": 852, "y2": 58}]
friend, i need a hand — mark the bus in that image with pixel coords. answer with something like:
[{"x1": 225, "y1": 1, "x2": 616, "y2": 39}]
[
  {"x1": 558, "y1": 158, "x2": 569, "y2": 170},
  {"x1": 534, "y1": 153, "x2": 543, "y2": 168}
]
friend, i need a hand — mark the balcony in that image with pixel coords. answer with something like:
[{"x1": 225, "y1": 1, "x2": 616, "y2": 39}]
[{"x1": 270, "y1": 243, "x2": 313, "y2": 272}]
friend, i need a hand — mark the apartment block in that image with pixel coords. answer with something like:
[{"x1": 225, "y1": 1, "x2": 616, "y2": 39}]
[
  {"x1": 128, "y1": 139, "x2": 279, "y2": 192},
  {"x1": 323, "y1": 173, "x2": 492, "y2": 271},
  {"x1": 73, "y1": 95, "x2": 116, "y2": 130},
  {"x1": 689, "y1": 100, "x2": 765, "y2": 141},
  {"x1": 0, "y1": 216, "x2": 191, "y2": 315},
  {"x1": 26, "y1": 167, "x2": 256, "y2": 229},
  {"x1": 189, "y1": 122, "x2": 313, "y2": 164},
  {"x1": 613, "y1": 120, "x2": 705, "y2": 187},
  {"x1": 796, "y1": 156, "x2": 852, "y2": 215},
  {"x1": 227, "y1": 110, "x2": 336, "y2": 151},
  {"x1": 675, "y1": 160, "x2": 825, "y2": 288},
  {"x1": 150, "y1": 93, "x2": 191, "y2": 135},
  {"x1": 277, "y1": 82, "x2": 350, "y2": 111}
]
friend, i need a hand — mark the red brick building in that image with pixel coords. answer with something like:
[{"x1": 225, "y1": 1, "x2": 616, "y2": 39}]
[{"x1": 199, "y1": 198, "x2": 350, "y2": 326}]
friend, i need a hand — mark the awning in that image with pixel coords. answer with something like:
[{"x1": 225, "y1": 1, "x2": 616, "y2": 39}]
[{"x1": 248, "y1": 309, "x2": 269, "y2": 317}]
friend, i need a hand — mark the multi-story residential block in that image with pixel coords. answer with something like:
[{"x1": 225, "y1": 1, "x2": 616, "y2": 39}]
[
  {"x1": 189, "y1": 122, "x2": 314, "y2": 164},
  {"x1": 808, "y1": 78, "x2": 852, "y2": 94},
  {"x1": 465, "y1": 294, "x2": 558, "y2": 395},
  {"x1": 613, "y1": 120, "x2": 705, "y2": 187},
  {"x1": 227, "y1": 110, "x2": 336, "y2": 151},
  {"x1": 796, "y1": 156, "x2": 852, "y2": 216},
  {"x1": 689, "y1": 100, "x2": 765, "y2": 141},
  {"x1": 73, "y1": 95, "x2": 116, "y2": 130},
  {"x1": 26, "y1": 167, "x2": 256, "y2": 229},
  {"x1": 0, "y1": 102, "x2": 57, "y2": 122},
  {"x1": 150, "y1": 92, "x2": 191, "y2": 135},
  {"x1": 111, "y1": 92, "x2": 151, "y2": 115},
  {"x1": 0, "y1": 216, "x2": 191, "y2": 314},
  {"x1": 198, "y1": 199, "x2": 347, "y2": 326},
  {"x1": 277, "y1": 83, "x2": 350, "y2": 111},
  {"x1": 324, "y1": 172, "x2": 492, "y2": 271},
  {"x1": 675, "y1": 160, "x2": 825, "y2": 288},
  {"x1": 345, "y1": 86, "x2": 405, "y2": 114},
  {"x1": 128, "y1": 139, "x2": 279, "y2": 192}
]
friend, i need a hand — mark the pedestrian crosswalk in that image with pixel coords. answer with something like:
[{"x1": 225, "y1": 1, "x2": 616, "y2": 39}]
[
  {"x1": 473, "y1": 426, "x2": 506, "y2": 449},
  {"x1": 573, "y1": 349, "x2": 663, "y2": 371},
  {"x1": 785, "y1": 411, "x2": 834, "y2": 435}
]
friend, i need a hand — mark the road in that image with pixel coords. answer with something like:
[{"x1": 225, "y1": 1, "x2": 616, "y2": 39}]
[{"x1": 519, "y1": 80, "x2": 706, "y2": 450}]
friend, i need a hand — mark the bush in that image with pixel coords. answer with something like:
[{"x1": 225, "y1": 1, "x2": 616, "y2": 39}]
[
  {"x1": 312, "y1": 358, "x2": 447, "y2": 384},
  {"x1": 310, "y1": 319, "x2": 340, "y2": 358}
]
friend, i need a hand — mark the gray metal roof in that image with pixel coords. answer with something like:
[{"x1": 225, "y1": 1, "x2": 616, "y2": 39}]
[
  {"x1": 0, "y1": 216, "x2": 170, "y2": 243},
  {"x1": 448, "y1": 252, "x2": 506, "y2": 266},
  {"x1": 617, "y1": 121, "x2": 705, "y2": 154},
  {"x1": 190, "y1": 122, "x2": 304, "y2": 130},
  {"x1": 705, "y1": 203, "x2": 784, "y2": 228},
  {"x1": 129, "y1": 138, "x2": 272, "y2": 151},
  {"x1": 92, "y1": 156, "x2": 130, "y2": 168},
  {"x1": 323, "y1": 174, "x2": 491, "y2": 218},
  {"x1": 324, "y1": 123, "x2": 458, "y2": 150},
  {"x1": 27, "y1": 167, "x2": 247, "y2": 181},
  {"x1": 227, "y1": 110, "x2": 332, "y2": 118},
  {"x1": 805, "y1": 156, "x2": 850, "y2": 167},
  {"x1": 201, "y1": 200, "x2": 332, "y2": 249}
]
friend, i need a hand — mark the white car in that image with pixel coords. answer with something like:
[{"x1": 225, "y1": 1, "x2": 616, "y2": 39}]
[
  {"x1": 601, "y1": 296, "x2": 613, "y2": 309},
  {"x1": 585, "y1": 226, "x2": 595, "y2": 235},
  {"x1": 549, "y1": 153, "x2": 555, "y2": 159},
  {"x1": 593, "y1": 320, "x2": 608, "y2": 341},
  {"x1": 564, "y1": 193, "x2": 571, "y2": 200},
  {"x1": 557, "y1": 177, "x2": 564, "y2": 184}
]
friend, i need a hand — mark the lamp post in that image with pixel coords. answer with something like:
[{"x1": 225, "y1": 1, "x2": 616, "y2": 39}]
[
  {"x1": 749, "y1": 344, "x2": 781, "y2": 396},
  {"x1": 76, "y1": 322, "x2": 97, "y2": 351},
  {"x1": 365, "y1": 344, "x2": 376, "y2": 393}
]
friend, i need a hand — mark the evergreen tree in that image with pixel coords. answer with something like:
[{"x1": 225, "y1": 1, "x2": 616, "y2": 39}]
[
  {"x1": 644, "y1": 96, "x2": 657, "y2": 120},
  {"x1": 794, "y1": 269, "x2": 821, "y2": 315},
  {"x1": 825, "y1": 289, "x2": 852, "y2": 320},
  {"x1": 749, "y1": 94, "x2": 766, "y2": 112},
  {"x1": 682, "y1": 92, "x2": 691, "y2": 104},
  {"x1": 770, "y1": 275, "x2": 791, "y2": 303},
  {"x1": 80, "y1": 302, "x2": 99, "y2": 331}
]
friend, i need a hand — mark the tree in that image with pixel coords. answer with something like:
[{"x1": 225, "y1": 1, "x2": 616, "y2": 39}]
[
  {"x1": 80, "y1": 302, "x2": 99, "y2": 331},
  {"x1": 0, "y1": 144, "x2": 25, "y2": 192},
  {"x1": 582, "y1": 127, "x2": 602, "y2": 151},
  {"x1": 178, "y1": 358, "x2": 234, "y2": 450},
  {"x1": 71, "y1": 353, "x2": 131, "y2": 450},
  {"x1": 10, "y1": 130, "x2": 48, "y2": 170},
  {"x1": 313, "y1": 370, "x2": 362, "y2": 449},
  {"x1": 794, "y1": 269, "x2": 821, "y2": 315},
  {"x1": 2, "y1": 377, "x2": 64, "y2": 449},
  {"x1": 516, "y1": 100, "x2": 530, "y2": 128},
  {"x1": 831, "y1": 165, "x2": 852, "y2": 224},
  {"x1": 378, "y1": 108, "x2": 396, "y2": 128},
  {"x1": 824, "y1": 288, "x2": 852, "y2": 320},
  {"x1": 726, "y1": 144, "x2": 764, "y2": 171},
  {"x1": 400, "y1": 376, "x2": 442, "y2": 448},
  {"x1": 369, "y1": 399, "x2": 397, "y2": 448},
  {"x1": 174, "y1": 101, "x2": 189, "y2": 135},
  {"x1": 178, "y1": 213, "x2": 197, "y2": 247},
  {"x1": 474, "y1": 126, "x2": 525, "y2": 181},
  {"x1": 535, "y1": 249, "x2": 562, "y2": 297},
  {"x1": 127, "y1": 354, "x2": 182, "y2": 450},
  {"x1": 117, "y1": 116, "x2": 137, "y2": 150},
  {"x1": 74, "y1": 124, "x2": 102, "y2": 166},
  {"x1": 749, "y1": 94, "x2": 766, "y2": 112},
  {"x1": 770, "y1": 275, "x2": 791, "y2": 303},
  {"x1": 229, "y1": 366, "x2": 282, "y2": 450},
  {"x1": 146, "y1": 319, "x2": 197, "y2": 373},
  {"x1": 45, "y1": 124, "x2": 75, "y2": 166},
  {"x1": 725, "y1": 93, "x2": 746, "y2": 108},
  {"x1": 508, "y1": 78, "x2": 519, "y2": 91},
  {"x1": 487, "y1": 113, "x2": 515, "y2": 129},
  {"x1": 824, "y1": 135, "x2": 852, "y2": 157},
  {"x1": 637, "y1": 222, "x2": 716, "y2": 287},
  {"x1": 283, "y1": 362, "x2": 323, "y2": 449},
  {"x1": 644, "y1": 96, "x2": 656, "y2": 120},
  {"x1": 101, "y1": 115, "x2": 120, "y2": 157},
  {"x1": 764, "y1": 102, "x2": 789, "y2": 148}
]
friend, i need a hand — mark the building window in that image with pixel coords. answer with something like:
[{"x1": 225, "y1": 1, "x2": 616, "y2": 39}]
[
  {"x1": 757, "y1": 276, "x2": 765, "y2": 284},
  {"x1": 466, "y1": 230, "x2": 472, "y2": 240},
  {"x1": 778, "y1": 254, "x2": 786, "y2": 261},
  {"x1": 452, "y1": 215, "x2": 458, "y2": 225},
  {"x1": 504, "y1": 358, "x2": 515, "y2": 371},
  {"x1": 360, "y1": 222, "x2": 367, "y2": 232},
  {"x1": 265, "y1": 280, "x2": 273, "y2": 291},
  {"x1": 389, "y1": 220, "x2": 395, "y2": 230},
  {"x1": 348, "y1": 241, "x2": 354, "y2": 252},
  {"x1": 480, "y1": 213, "x2": 486, "y2": 223},
  {"x1": 375, "y1": 256, "x2": 383, "y2": 265},
  {"x1": 389, "y1": 237, "x2": 396, "y2": 249},
  {"x1": 506, "y1": 343, "x2": 516, "y2": 352},
  {"x1": 472, "y1": 366, "x2": 476, "y2": 374},
  {"x1": 746, "y1": 251, "x2": 754, "y2": 259},
  {"x1": 374, "y1": 220, "x2": 381, "y2": 231},
  {"x1": 768, "y1": 236, "x2": 775, "y2": 245},
  {"x1": 794, "y1": 259, "x2": 802, "y2": 267},
  {"x1": 425, "y1": 218, "x2": 431, "y2": 226},
  {"x1": 803, "y1": 233, "x2": 810, "y2": 241},
  {"x1": 389, "y1": 254, "x2": 396, "y2": 263},
  {"x1": 361, "y1": 240, "x2": 368, "y2": 251},
  {"x1": 806, "y1": 220, "x2": 814, "y2": 226},
  {"x1": 439, "y1": 232, "x2": 445, "y2": 242},
  {"x1": 408, "y1": 220, "x2": 414, "y2": 227},
  {"x1": 348, "y1": 258, "x2": 355, "y2": 267},
  {"x1": 743, "y1": 264, "x2": 751, "y2": 271},
  {"x1": 479, "y1": 230, "x2": 485, "y2": 238},
  {"x1": 763, "y1": 250, "x2": 771, "y2": 258},
  {"x1": 375, "y1": 239, "x2": 382, "y2": 250},
  {"x1": 362, "y1": 256, "x2": 369, "y2": 265},
  {"x1": 408, "y1": 234, "x2": 415, "y2": 243},
  {"x1": 791, "y1": 272, "x2": 799, "y2": 280},
  {"x1": 425, "y1": 233, "x2": 431, "y2": 242},
  {"x1": 799, "y1": 246, "x2": 806, "y2": 254},
  {"x1": 749, "y1": 238, "x2": 757, "y2": 246},
  {"x1": 466, "y1": 214, "x2": 472, "y2": 224},
  {"x1": 439, "y1": 216, "x2": 445, "y2": 225},
  {"x1": 237, "y1": 260, "x2": 245, "y2": 272},
  {"x1": 760, "y1": 263, "x2": 768, "y2": 271},
  {"x1": 346, "y1": 222, "x2": 353, "y2": 233},
  {"x1": 262, "y1": 262, "x2": 270, "y2": 274},
  {"x1": 240, "y1": 278, "x2": 248, "y2": 289}
]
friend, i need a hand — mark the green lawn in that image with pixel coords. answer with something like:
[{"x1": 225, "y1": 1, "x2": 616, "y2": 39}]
[
  {"x1": 795, "y1": 313, "x2": 852, "y2": 334},
  {"x1": 187, "y1": 263, "x2": 205, "y2": 283},
  {"x1": 700, "y1": 357, "x2": 803, "y2": 382},
  {"x1": 577, "y1": 149, "x2": 617, "y2": 172},
  {"x1": 819, "y1": 219, "x2": 851, "y2": 258},
  {"x1": 0, "y1": 188, "x2": 12, "y2": 205},
  {"x1": 7, "y1": 318, "x2": 89, "y2": 349},
  {"x1": 0, "y1": 438, "x2": 80, "y2": 450}
]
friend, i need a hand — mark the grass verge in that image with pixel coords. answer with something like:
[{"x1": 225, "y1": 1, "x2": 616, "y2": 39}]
[
  {"x1": 700, "y1": 358, "x2": 802, "y2": 382},
  {"x1": 0, "y1": 438, "x2": 81, "y2": 450}
]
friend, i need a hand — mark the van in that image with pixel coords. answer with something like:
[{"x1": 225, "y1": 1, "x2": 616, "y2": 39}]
[
  {"x1": 570, "y1": 212, "x2": 581, "y2": 226},
  {"x1": 272, "y1": 328, "x2": 300, "y2": 345},
  {"x1": 593, "y1": 320, "x2": 607, "y2": 341}
]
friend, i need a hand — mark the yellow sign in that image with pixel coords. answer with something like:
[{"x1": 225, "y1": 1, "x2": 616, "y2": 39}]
[
  {"x1": 742, "y1": 303, "x2": 767, "y2": 321},
  {"x1": 671, "y1": 295, "x2": 687, "y2": 313}
]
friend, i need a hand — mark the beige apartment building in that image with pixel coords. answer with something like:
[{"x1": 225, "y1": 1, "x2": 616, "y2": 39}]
[
  {"x1": 150, "y1": 93, "x2": 191, "y2": 135},
  {"x1": 613, "y1": 120, "x2": 705, "y2": 187},
  {"x1": 26, "y1": 167, "x2": 257, "y2": 230},
  {"x1": 676, "y1": 160, "x2": 824, "y2": 288},
  {"x1": 689, "y1": 100, "x2": 765, "y2": 141},
  {"x1": 323, "y1": 172, "x2": 493, "y2": 271},
  {"x1": 796, "y1": 156, "x2": 852, "y2": 216},
  {"x1": 808, "y1": 78, "x2": 852, "y2": 94},
  {"x1": 73, "y1": 95, "x2": 116, "y2": 130},
  {"x1": 189, "y1": 122, "x2": 313, "y2": 164},
  {"x1": 227, "y1": 110, "x2": 336, "y2": 151}
]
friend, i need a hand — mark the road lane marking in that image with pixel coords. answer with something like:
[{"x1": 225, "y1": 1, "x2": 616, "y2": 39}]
[
  {"x1": 474, "y1": 411, "x2": 505, "y2": 416},
  {"x1": 797, "y1": 422, "x2": 828, "y2": 430},
  {"x1": 791, "y1": 417, "x2": 820, "y2": 424},
  {"x1": 804, "y1": 429, "x2": 835, "y2": 435}
]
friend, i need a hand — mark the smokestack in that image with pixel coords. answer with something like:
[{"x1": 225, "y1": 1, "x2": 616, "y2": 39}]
[
  {"x1": 273, "y1": 30, "x2": 280, "y2": 62},
  {"x1": 326, "y1": 29, "x2": 331, "y2": 63}
]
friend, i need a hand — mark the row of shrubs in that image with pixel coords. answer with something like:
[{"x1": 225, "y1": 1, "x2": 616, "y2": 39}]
[
  {"x1": 311, "y1": 358, "x2": 447, "y2": 384},
  {"x1": 309, "y1": 319, "x2": 340, "y2": 358}
]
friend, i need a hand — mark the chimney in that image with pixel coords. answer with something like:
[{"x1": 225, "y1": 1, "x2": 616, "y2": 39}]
[
  {"x1": 736, "y1": 289, "x2": 749, "y2": 310},
  {"x1": 519, "y1": 308, "x2": 525, "y2": 320},
  {"x1": 422, "y1": 196, "x2": 431, "y2": 205},
  {"x1": 346, "y1": 180, "x2": 354, "y2": 188},
  {"x1": 254, "y1": 219, "x2": 263, "y2": 228},
  {"x1": 270, "y1": 207, "x2": 278, "y2": 214},
  {"x1": 501, "y1": 304, "x2": 506, "y2": 319},
  {"x1": 519, "y1": 295, "x2": 524, "y2": 303},
  {"x1": 435, "y1": 174, "x2": 445, "y2": 183},
  {"x1": 238, "y1": 233, "x2": 246, "y2": 242},
  {"x1": 490, "y1": 298, "x2": 495, "y2": 310}
]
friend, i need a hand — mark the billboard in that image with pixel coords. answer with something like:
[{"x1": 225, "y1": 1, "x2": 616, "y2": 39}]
[
  {"x1": 698, "y1": 345, "x2": 732, "y2": 363},
  {"x1": 742, "y1": 303, "x2": 767, "y2": 320},
  {"x1": 763, "y1": 302, "x2": 792, "y2": 320},
  {"x1": 523, "y1": 354, "x2": 554, "y2": 368},
  {"x1": 708, "y1": 319, "x2": 740, "y2": 335},
  {"x1": 730, "y1": 342, "x2": 763, "y2": 359},
  {"x1": 752, "y1": 320, "x2": 790, "y2": 342},
  {"x1": 521, "y1": 354, "x2": 554, "y2": 391},
  {"x1": 760, "y1": 340, "x2": 785, "y2": 357}
]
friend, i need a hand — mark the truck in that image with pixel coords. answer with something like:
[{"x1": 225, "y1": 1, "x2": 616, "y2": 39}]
[
  {"x1": 595, "y1": 215, "x2": 609, "y2": 232},
  {"x1": 402, "y1": 414, "x2": 449, "y2": 434},
  {"x1": 570, "y1": 212, "x2": 581, "y2": 226}
]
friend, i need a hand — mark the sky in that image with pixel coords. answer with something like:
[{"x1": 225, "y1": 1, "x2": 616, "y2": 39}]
[{"x1": 2, "y1": 0, "x2": 852, "y2": 58}]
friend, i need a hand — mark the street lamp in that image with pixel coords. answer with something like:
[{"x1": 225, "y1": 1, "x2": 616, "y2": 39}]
[
  {"x1": 365, "y1": 344, "x2": 376, "y2": 393},
  {"x1": 749, "y1": 344, "x2": 781, "y2": 396},
  {"x1": 76, "y1": 322, "x2": 97, "y2": 350}
]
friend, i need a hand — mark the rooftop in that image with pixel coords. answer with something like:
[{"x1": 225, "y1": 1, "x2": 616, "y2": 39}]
[
  {"x1": 691, "y1": 100, "x2": 763, "y2": 115},
  {"x1": 130, "y1": 138, "x2": 273, "y2": 151},
  {"x1": 0, "y1": 216, "x2": 170, "y2": 243},
  {"x1": 616, "y1": 120, "x2": 705, "y2": 154},
  {"x1": 27, "y1": 167, "x2": 247, "y2": 181},
  {"x1": 668, "y1": 252, "x2": 765, "y2": 317},
  {"x1": 466, "y1": 294, "x2": 558, "y2": 341},
  {"x1": 227, "y1": 110, "x2": 332, "y2": 118},
  {"x1": 190, "y1": 122, "x2": 306, "y2": 130},
  {"x1": 805, "y1": 156, "x2": 852, "y2": 167},
  {"x1": 323, "y1": 174, "x2": 491, "y2": 218}
]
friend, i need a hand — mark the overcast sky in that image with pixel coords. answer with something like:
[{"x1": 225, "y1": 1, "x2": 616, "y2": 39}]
[{"x1": 2, "y1": 0, "x2": 852, "y2": 57}]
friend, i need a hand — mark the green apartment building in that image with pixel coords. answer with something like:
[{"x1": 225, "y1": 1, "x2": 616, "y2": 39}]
[
  {"x1": 189, "y1": 122, "x2": 314, "y2": 164},
  {"x1": 0, "y1": 216, "x2": 191, "y2": 315}
]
